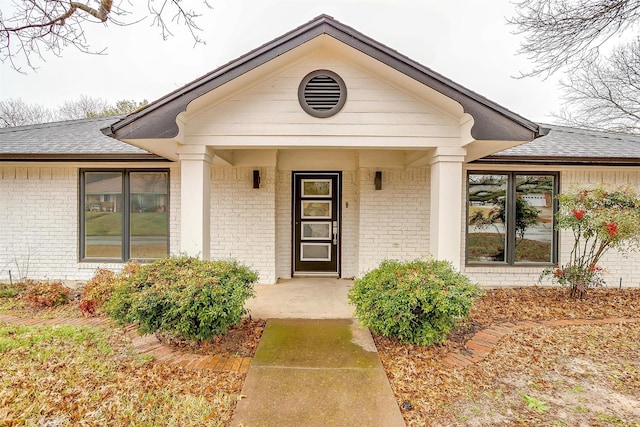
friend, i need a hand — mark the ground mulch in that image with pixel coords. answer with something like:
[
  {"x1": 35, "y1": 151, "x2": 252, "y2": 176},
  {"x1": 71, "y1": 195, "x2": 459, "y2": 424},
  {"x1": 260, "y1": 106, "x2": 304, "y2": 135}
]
[
  {"x1": 374, "y1": 286, "x2": 640, "y2": 426},
  {"x1": 157, "y1": 318, "x2": 266, "y2": 358}
]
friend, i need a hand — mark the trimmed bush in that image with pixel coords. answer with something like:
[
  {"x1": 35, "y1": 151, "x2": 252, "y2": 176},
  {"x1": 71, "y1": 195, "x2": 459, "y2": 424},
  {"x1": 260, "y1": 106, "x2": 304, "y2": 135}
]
[
  {"x1": 348, "y1": 258, "x2": 483, "y2": 345},
  {"x1": 104, "y1": 256, "x2": 258, "y2": 341}
]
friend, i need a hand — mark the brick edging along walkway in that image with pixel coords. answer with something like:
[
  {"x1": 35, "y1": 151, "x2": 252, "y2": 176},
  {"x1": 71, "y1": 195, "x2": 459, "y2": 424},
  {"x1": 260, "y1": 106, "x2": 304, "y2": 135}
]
[
  {"x1": 3, "y1": 314, "x2": 638, "y2": 372},
  {"x1": 444, "y1": 317, "x2": 640, "y2": 369},
  {"x1": 0, "y1": 314, "x2": 251, "y2": 374}
]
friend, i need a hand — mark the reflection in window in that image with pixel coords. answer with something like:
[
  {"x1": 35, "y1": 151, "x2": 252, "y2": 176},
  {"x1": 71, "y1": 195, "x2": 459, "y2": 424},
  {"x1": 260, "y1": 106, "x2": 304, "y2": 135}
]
[
  {"x1": 514, "y1": 175, "x2": 554, "y2": 263},
  {"x1": 467, "y1": 173, "x2": 556, "y2": 265},
  {"x1": 81, "y1": 170, "x2": 168, "y2": 261},
  {"x1": 84, "y1": 172, "x2": 123, "y2": 258},
  {"x1": 130, "y1": 172, "x2": 168, "y2": 259}
]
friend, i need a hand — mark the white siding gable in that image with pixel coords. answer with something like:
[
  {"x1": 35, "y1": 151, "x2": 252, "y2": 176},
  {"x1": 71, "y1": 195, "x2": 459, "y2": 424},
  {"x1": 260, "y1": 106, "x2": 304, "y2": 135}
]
[{"x1": 185, "y1": 51, "x2": 461, "y2": 148}]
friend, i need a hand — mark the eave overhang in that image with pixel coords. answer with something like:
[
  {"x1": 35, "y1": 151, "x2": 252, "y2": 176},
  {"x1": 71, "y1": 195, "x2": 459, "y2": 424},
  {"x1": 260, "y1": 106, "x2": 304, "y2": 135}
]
[{"x1": 103, "y1": 14, "x2": 540, "y2": 143}]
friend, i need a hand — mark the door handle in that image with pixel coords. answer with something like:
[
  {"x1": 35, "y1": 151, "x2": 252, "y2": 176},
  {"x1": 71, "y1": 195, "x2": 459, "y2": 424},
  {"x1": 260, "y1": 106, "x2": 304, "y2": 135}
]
[{"x1": 332, "y1": 221, "x2": 337, "y2": 245}]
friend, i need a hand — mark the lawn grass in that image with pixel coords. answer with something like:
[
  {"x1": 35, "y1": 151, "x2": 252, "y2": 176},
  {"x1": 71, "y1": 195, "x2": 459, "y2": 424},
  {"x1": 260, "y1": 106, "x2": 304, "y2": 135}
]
[{"x1": 0, "y1": 323, "x2": 242, "y2": 425}]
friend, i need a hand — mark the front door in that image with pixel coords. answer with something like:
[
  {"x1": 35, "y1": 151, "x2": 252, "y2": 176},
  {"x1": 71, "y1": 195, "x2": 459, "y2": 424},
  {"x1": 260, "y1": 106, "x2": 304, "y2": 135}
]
[{"x1": 293, "y1": 172, "x2": 341, "y2": 275}]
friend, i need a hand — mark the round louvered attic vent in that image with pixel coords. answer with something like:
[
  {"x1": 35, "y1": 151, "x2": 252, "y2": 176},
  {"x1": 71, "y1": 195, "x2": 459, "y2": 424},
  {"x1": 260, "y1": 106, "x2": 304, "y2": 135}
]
[{"x1": 298, "y1": 70, "x2": 347, "y2": 118}]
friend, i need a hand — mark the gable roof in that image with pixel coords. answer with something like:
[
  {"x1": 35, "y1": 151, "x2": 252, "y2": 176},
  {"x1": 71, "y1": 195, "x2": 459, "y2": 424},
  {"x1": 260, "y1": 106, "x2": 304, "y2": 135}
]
[
  {"x1": 0, "y1": 116, "x2": 167, "y2": 162},
  {"x1": 477, "y1": 124, "x2": 640, "y2": 165},
  {"x1": 103, "y1": 14, "x2": 539, "y2": 142}
]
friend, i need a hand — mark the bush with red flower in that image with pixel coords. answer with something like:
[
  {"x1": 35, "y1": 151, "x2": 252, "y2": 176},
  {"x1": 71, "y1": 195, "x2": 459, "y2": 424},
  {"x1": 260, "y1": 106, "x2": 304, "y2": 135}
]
[{"x1": 541, "y1": 184, "x2": 640, "y2": 298}]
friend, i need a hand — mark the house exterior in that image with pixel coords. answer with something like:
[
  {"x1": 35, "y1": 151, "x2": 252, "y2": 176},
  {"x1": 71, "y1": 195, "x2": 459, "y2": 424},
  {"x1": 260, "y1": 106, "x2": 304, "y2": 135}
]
[{"x1": 1, "y1": 15, "x2": 639, "y2": 287}]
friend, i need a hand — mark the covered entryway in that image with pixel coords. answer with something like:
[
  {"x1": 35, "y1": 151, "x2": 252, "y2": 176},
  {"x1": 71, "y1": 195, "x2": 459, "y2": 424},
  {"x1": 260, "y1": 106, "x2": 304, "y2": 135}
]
[
  {"x1": 292, "y1": 171, "x2": 341, "y2": 276},
  {"x1": 103, "y1": 15, "x2": 541, "y2": 284}
]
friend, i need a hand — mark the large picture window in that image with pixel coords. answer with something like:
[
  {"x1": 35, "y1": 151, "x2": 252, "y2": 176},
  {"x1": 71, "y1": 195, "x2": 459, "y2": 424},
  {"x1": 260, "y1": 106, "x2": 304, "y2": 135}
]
[
  {"x1": 80, "y1": 170, "x2": 169, "y2": 261},
  {"x1": 466, "y1": 172, "x2": 557, "y2": 265}
]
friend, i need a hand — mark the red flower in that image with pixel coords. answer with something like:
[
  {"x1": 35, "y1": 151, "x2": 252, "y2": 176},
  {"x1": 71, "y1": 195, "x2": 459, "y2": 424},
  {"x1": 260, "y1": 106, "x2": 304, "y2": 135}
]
[
  {"x1": 554, "y1": 268, "x2": 564, "y2": 278},
  {"x1": 589, "y1": 263, "x2": 602, "y2": 272},
  {"x1": 606, "y1": 222, "x2": 618, "y2": 238},
  {"x1": 573, "y1": 209, "x2": 585, "y2": 220}
]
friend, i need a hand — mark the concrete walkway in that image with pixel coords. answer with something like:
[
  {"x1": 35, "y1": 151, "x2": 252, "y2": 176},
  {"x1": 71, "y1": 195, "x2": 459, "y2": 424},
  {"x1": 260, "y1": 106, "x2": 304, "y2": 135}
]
[
  {"x1": 246, "y1": 278, "x2": 355, "y2": 319},
  {"x1": 231, "y1": 318, "x2": 406, "y2": 427}
]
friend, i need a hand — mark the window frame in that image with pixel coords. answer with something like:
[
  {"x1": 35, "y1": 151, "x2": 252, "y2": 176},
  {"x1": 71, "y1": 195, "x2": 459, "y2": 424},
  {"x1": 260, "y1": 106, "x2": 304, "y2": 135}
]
[
  {"x1": 79, "y1": 168, "x2": 170, "y2": 262},
  {"x1": 465, "y1": 171, "x2": 559, "y2": 266}
]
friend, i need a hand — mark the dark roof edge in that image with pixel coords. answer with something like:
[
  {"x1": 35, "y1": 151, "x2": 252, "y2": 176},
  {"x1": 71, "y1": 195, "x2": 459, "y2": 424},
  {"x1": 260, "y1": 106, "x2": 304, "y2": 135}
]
[
  {"x1": 472, "y1": 156, "x2": 640, "y2": 166},
  {"x1": 0, "y1": 153, "x2": 171, "y2": 162},
  {"x1": 107, "y1": 14, "x2": 539, "y2": 141}
]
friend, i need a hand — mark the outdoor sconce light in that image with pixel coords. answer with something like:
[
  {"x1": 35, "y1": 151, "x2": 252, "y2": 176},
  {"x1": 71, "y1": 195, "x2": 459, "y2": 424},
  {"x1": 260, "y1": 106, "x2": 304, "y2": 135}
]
[
  {"x1": 374, "y1": 171, "x2": 382, "y2": 190},
  {"x1": 253, "y1": 170, "x2": 261, "y2": 189}
]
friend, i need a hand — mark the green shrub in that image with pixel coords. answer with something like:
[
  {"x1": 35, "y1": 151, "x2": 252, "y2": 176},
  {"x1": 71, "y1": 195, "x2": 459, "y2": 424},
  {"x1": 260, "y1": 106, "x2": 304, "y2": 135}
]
[
  {"x1": 104, "y1": 256, "x2": 258, "y2": 341},
  {"x1": 348, "y1": 258, "x2": 483, "y2": 345},
  {"x1": 79, "y1": 264, "x2": 140, "y2": 316},
  {"x1": 22, "y1": 280, "x2": 70, "y2": 308}
]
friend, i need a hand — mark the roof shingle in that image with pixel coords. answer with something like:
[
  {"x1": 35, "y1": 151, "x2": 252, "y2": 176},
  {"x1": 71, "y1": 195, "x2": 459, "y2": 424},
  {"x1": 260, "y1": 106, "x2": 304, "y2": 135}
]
[
  {"x1": 483, "y1": 124, "x2": 640, "y2": 164},
  {"x1": 0, "y1": 116, "x2": 164, "y2": 161}
]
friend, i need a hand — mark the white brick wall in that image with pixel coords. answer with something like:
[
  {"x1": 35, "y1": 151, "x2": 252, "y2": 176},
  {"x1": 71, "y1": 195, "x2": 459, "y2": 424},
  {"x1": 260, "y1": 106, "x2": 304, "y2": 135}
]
[
  {"x1": 357, "y1": 167, "x2": 430, "y2": 276},
  {"x1": 0, "y1": 166, "x2": 79, "y2": 280},
  {"x1": 210, "y1": 167, "x2": 276, "y2": 284},
  {"x1": 169, "y1": 168, "x2": 181, "y2": 255},
  {"x1": 275, "y1": 169, "x2": 292, "y2": 279},
  {"x1": 341, "y1": 170, "x2": 359, "y2": 278},
  {"x1": 0, "y1": 165, "x2": 180, "y2": 282},
  {"x1": 463, "y1": 168, "x2": 640, "y2": 288},
  {"x1": 6, "y1": 161, "x2": 638, "y2": 289}
]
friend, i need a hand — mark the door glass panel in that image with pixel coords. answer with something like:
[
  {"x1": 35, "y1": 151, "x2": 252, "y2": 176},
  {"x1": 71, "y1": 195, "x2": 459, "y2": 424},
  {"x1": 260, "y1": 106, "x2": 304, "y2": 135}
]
[
  {"x1": 302, "y1": 201, "x2": 332, "y2": 218},
  {"x1": 85, "y1": 172, "x2": 122, "y2": 258},
  {"x1": 467, "y1": 174, "x2": 508, "y2": 263},
  {"x1": 130, "y1": 172, "x2": 169, "y2": 259},
  {"x1": 302, "y1": 179, "x2": 332, "y2": 197},
  {"x1": 302, "y1": 222, "x2": 331, "y2": 240},
  {"x1": 301, "y1": 243, "x2": 331, "y2": 261},
  {"x1": 514, "y1": 175, "x2": 554, "y2": 263}
]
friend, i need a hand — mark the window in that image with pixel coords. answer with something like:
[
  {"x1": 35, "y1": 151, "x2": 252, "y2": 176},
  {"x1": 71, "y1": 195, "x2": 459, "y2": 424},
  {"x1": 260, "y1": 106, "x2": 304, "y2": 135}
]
[
  {"x1": 80, "y1": 170, "x2": 169, "y2": 261},
  {"x1": 466, "y1": 172, "x2": 557, "y2": 265}
]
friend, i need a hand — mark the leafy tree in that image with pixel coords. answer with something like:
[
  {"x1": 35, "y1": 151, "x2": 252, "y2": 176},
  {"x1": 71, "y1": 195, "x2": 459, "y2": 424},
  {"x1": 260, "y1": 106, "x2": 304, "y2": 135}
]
[
  {"x1": 0, "y1": 0, "x2": 210, "y2": 71},
  {"x1": 540, "y1": 184, "x2": 640, "y2": 298},
  {"x1": 101, "y1": 99, "x2": 148, "y2": 116},
  {"x1": 511, "y1": 0, "x2": 640, "y2": 133}
]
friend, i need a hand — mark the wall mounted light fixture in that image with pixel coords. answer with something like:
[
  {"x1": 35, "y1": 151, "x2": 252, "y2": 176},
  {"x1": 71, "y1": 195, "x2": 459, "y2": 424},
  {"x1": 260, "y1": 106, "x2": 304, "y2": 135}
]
[
  {"x1": 253, "y1": 170, "x2": 261, "y2": 189},
  {"x1": 374, "y1": 171, "x2": 382, "y2": 190}
]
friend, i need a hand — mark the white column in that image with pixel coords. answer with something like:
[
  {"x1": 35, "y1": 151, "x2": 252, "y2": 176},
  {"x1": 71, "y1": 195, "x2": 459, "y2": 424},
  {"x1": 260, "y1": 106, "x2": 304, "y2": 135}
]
[
  {"x1": 430, "y1": 147, "x2": 466, "y2": 269},
  {"x1": 179, "y1": 145, "x2": 212, "y2": 259}
]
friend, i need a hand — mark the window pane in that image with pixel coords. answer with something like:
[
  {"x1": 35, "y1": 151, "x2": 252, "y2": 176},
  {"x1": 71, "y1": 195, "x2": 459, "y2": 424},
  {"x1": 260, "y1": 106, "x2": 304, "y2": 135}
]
[
  {"x1": 130, "y1": 172, "x2": 168, "y2": 259},
  {"x1": 467, "y1": 174, "x2": 508, "y2": 263},
  {"x1": 514, "y1": 175, "x2": 554, "y2": 263},
  {"x1": 85, "y1": 172, "x2": 122, "y2": 258},
  {"x1": 300, "y1": 243, "x2": 331, "y2": 261}
]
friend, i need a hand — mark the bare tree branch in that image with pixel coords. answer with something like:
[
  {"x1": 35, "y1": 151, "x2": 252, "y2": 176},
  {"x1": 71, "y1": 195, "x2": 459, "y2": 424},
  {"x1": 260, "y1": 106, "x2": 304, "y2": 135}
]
[
  {"x1": 0, "y1": 98, "x2": 52, "y2": 127},
  {"x1": 510, "y1": 0, "x2": 640, "y2": 78},
  {"x1": 0, "y1": 0, "x2": 211, "y2": 72},
  {"x1": 555, "y1": 39, "x2": 640, "y2": 133}
]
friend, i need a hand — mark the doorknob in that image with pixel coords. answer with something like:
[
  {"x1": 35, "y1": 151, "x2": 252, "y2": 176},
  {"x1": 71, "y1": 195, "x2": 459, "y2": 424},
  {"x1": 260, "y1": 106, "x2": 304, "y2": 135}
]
[{"x1": 332, "y1": 221, "x2": 337, "y2": 245}]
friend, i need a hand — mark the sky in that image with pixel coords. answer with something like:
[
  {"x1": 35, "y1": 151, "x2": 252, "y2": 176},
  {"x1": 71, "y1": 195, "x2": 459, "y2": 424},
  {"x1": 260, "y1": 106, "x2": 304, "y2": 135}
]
[{"x1": 0, "y1": 0, "x2": 564, "y2": 124}]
